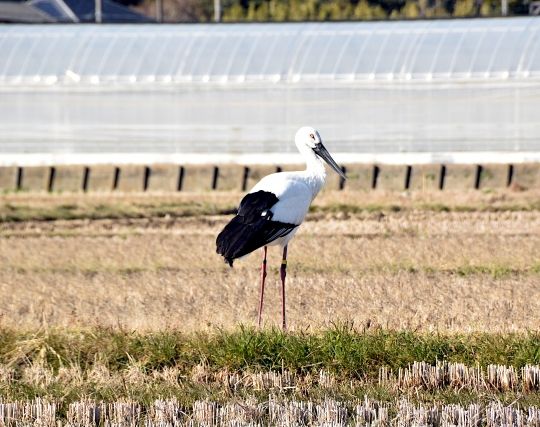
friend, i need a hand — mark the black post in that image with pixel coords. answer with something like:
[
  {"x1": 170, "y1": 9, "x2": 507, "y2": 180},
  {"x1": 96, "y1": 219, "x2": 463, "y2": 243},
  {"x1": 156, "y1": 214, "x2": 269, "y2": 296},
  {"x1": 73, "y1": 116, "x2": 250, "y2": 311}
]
[
  {"x1": 438, "y1": 165, "x2": 446, "y2": 190},
  {"x1": 82, "y1": 167, "x2": 90, "y2": 192}
]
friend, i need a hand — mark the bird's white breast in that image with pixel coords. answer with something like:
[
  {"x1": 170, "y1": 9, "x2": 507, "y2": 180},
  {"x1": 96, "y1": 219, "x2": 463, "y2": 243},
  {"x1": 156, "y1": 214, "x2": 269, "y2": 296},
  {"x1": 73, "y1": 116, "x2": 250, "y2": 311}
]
[{"x1": 250, "y1": 171, "x2": 324, "y2": 225}]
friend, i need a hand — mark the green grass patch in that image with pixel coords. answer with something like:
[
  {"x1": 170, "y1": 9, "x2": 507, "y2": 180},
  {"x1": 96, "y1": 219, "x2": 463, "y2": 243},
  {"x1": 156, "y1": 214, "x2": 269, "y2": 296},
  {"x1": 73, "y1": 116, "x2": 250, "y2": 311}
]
[
  {"x1": 2, "y1": 326, "x2": 540, "y2": 375},
  {"x1": 453, "y1": 264, "x2": 527, "y2": 279},
  {"x1": 1, "y1": 326, "x2": 540, "y2": 405},
  {"x1": 0, "y1": 201, "x2": 236, "y2": 222},
  {"x1": 312, "y1": 202, "x2": 540, "y2": 216},
  {"x1": 1, "y1": 196, "x2": 538, "y2": 223}
]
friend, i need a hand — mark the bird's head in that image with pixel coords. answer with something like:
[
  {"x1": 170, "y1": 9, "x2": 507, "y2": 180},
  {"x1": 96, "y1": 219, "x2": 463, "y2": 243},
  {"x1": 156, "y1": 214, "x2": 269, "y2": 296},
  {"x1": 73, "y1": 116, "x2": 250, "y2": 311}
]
[{"x1": 295, "y1": 126, "x2": 347, "y2": 179}]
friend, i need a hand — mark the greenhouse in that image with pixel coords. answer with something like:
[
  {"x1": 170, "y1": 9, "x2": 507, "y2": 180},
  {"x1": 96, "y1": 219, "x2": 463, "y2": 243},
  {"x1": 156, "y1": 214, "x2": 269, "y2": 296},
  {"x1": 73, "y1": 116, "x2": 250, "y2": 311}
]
[{"x1": 0, "y1": 17, "x2": 539, "y2": 165}]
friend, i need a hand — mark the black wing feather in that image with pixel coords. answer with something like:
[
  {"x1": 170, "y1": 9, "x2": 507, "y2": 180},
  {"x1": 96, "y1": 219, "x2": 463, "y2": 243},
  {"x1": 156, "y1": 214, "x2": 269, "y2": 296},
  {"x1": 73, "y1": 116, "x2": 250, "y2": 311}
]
[
  {"x1": 216, "y1": 190, "x2": 298, "y2": 266},
  {"x1": 237, "y1": 190, "x2": 278, "y2": 221}
]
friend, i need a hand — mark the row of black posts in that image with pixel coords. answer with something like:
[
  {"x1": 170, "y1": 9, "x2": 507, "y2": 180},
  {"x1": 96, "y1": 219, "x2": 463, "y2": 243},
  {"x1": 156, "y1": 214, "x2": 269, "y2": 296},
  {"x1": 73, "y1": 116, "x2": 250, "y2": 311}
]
[{"x1": 12, "y1": 164, "x2": 515, "y2": 192}]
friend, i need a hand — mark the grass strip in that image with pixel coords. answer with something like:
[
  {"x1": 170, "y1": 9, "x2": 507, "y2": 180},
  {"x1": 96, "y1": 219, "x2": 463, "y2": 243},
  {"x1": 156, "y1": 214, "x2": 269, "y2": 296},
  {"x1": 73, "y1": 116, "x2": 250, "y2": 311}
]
[
  {"x1": 1, "y1": 326, "x2": 540, "y2": 376},
  {"x1": 0, "y1": 201, "x2": 236, "y2": 222},
  {"x1": 2, "y1": 263, "x2": 540, "y2": 277},
  {"x1": 1, "y1": 326, "x2": 540, "y2": 405},
  {"x1": 1, "y1": 197, "x2": 539, "y2": 223}
]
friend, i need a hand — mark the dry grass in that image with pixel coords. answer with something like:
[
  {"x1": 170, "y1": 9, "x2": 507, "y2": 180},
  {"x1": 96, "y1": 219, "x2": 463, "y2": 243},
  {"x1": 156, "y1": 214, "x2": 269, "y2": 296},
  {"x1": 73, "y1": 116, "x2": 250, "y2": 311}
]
[
  {"x1": 1, "y1": 190, "x2": 539, "y2": 424},
  {"x1": 5, "y1": 360, "x2": 540, "y2": 397},
  {"x1": 0, "y1": 190, "x2": 538, "y2": 331},
  {"x1": 3, "y1": 396, "x2": 540, "y2": 426}
]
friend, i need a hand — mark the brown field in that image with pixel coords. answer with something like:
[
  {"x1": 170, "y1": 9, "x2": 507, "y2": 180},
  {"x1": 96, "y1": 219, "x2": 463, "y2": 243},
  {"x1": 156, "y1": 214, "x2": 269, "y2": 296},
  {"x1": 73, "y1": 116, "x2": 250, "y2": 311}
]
[{"x1": 0, "y1": 189, "x2": 539, "y2": 332}]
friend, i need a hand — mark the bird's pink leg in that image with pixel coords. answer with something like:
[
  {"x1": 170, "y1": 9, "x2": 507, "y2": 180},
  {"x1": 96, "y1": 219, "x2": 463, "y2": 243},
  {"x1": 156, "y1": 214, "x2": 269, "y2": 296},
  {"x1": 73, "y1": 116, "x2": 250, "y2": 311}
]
[
  {"x1": 257, "y1": 246, "x2": 268, "y2": 328},
  {"x1": 280, "y1": 245, "x2": 288, "y2": 330}
]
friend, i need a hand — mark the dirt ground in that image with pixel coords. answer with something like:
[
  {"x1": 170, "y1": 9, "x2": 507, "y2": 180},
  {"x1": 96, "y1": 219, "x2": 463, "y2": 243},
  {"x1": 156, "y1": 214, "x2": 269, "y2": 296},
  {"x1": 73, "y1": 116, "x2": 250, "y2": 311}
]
[{"x1": 0, "y1": 190, "x2": 539, "y2": 331}]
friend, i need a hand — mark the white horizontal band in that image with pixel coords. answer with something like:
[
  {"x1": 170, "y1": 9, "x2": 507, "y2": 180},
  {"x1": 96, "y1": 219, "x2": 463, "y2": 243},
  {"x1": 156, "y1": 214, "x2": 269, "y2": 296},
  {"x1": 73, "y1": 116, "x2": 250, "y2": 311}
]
[{"x1": 0, "y1": 152, "x2": 539, "y2": 167}]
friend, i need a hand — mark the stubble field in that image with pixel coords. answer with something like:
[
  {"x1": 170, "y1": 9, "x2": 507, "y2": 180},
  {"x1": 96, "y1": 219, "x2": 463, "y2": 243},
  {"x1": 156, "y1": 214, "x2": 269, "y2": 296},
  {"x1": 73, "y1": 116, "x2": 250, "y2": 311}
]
[
  {"x1": 0, "y1": 189, "x2": 539, "y2": 425},
  {"x1": 1, "y1": 190, "x2": 539, "y2": 331}
]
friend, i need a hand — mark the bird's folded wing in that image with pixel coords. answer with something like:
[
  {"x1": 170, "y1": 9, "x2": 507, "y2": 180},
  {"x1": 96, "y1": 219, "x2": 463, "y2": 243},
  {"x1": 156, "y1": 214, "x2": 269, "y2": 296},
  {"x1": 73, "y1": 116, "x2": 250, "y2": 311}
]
[
  {"x1": 237, "y1": 190, "x2": 279, "y2": 222},
  {"x1": 217, "y1": 217, "x2": 297, "y2": 261},
  {"x1": 216, "y1": 190, "x2": 298, "y2": 265}
]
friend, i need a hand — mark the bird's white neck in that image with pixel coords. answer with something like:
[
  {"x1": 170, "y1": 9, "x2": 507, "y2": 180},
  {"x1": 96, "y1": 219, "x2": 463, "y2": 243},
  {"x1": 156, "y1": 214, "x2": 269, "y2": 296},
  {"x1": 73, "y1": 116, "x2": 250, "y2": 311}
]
[{"x1": 296, "y1": 142, "x2": 327, "y2": 199}]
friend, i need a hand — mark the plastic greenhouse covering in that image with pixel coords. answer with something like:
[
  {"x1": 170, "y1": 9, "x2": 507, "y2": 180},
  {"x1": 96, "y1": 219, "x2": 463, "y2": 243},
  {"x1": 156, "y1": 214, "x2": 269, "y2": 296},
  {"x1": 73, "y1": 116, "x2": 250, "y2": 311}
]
[{"x1": 0, "y1": 17, "x2": 539, "y2": 165}]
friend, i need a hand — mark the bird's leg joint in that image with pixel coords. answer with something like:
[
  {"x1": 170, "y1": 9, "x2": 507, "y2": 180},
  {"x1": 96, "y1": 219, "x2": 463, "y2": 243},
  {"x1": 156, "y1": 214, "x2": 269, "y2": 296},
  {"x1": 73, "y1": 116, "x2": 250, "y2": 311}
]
[{"x1": 261, "y1": 247, "x2": 268, "y2": 279}]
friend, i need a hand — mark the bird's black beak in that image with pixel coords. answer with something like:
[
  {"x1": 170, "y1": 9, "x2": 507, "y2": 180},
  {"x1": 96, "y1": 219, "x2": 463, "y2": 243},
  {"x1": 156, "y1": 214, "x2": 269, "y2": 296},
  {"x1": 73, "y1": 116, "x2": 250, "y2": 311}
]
[{"x1": 313, "y1": 143, "x2": 347, "y2": 179}]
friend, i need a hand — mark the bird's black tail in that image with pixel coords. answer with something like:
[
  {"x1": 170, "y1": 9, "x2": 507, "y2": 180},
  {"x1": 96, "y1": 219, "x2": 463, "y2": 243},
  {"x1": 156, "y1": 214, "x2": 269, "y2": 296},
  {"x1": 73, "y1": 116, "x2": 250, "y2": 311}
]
[
  {"x1": 216, "y1": 216, "x2": 297, "y2": 267},
  {"x1": 216, "y1": 217, "x2": 245, "y2": 267}
]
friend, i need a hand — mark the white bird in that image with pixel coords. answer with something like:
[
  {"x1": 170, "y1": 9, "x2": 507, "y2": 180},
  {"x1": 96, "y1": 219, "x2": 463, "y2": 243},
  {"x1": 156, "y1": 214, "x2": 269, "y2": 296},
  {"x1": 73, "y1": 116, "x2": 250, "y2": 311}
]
[{"x1": 216, "y1": 126, "x2": 346, "y2": 329}]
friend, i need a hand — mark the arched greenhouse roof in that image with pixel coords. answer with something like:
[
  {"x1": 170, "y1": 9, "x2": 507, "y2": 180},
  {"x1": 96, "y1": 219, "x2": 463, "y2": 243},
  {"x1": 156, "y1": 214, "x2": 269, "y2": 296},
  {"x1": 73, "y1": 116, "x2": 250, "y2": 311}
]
[{"x1": 0, "y1": 17, "x2": 539, "y2": 86}]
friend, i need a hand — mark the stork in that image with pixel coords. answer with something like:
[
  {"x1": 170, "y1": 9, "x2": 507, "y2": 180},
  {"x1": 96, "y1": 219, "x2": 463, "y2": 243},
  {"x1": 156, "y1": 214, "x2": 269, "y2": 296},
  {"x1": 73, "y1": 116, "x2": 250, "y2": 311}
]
[{"x1": 216, "y1": 126, "x2": 346, "y2": 329}]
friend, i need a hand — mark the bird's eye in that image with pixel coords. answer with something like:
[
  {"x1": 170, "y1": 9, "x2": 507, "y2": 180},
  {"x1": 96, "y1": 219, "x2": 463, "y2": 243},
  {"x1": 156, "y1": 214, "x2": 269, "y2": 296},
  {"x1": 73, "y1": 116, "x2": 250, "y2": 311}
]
[{"x1": 309, "y1": 133, "x2": 315, "y2": 140}]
